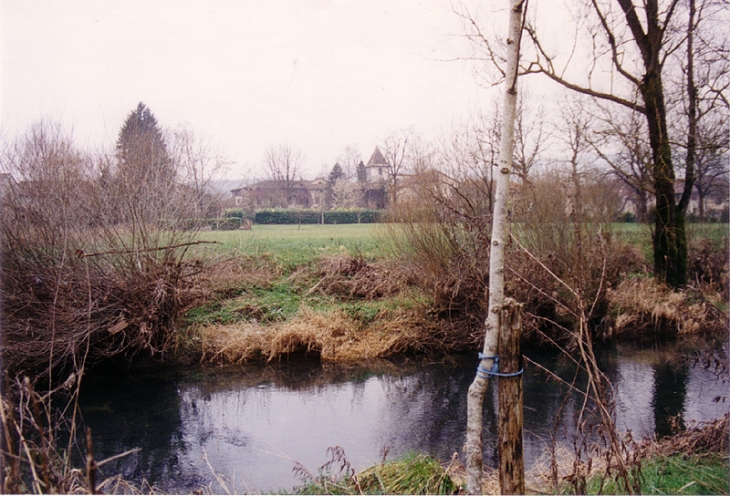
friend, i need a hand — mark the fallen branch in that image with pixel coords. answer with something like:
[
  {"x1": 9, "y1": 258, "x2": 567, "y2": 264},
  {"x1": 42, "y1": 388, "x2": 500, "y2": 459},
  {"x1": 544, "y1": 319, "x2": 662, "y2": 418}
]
[{"x1": 75, "y1": 240, "x2": 221, "y2": 258}]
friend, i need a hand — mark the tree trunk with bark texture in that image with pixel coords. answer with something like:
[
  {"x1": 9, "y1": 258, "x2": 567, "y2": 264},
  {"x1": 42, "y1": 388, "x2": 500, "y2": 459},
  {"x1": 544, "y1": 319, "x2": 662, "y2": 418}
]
[
  {"x1": 465, "y1": 0, "x2": 525, "y2": 492},
  {"x1": 497, "y1": 299, "x2": 524, "y2": 495}
]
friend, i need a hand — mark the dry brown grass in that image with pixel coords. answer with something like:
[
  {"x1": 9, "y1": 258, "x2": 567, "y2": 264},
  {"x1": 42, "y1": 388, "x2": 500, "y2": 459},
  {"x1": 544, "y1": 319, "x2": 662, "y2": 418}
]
[
  {"x1": 636, "y1": 413, "x2": 730, "y2": 458},
  {"x1": 197, "y1": 306, "x2": 443, "y2": 364},
  {"x1": 300, "y1": 254, "x2": 416, "y2": 300},
  {"x1": 606, "y1": 277, "x2": 728, "y2": 338},
  {"x1": 443, "y1": 445, "x2": 612, "y2": 495}
]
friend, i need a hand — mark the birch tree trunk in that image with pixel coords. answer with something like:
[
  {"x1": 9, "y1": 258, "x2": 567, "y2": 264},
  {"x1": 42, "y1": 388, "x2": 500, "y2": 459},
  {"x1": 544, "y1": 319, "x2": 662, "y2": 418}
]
[{"x1": 465, "y1": 0, "x2": 525, "y2": 492}]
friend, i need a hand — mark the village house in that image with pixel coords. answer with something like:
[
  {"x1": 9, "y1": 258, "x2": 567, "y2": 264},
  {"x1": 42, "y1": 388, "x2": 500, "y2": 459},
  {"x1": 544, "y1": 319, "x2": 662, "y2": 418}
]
[
  {"x1": 231, "y1": 178, "x2": 328, "y2": 209},
  {"x1": 231, "y1": 147, "x2": 395, "y2": 210}
]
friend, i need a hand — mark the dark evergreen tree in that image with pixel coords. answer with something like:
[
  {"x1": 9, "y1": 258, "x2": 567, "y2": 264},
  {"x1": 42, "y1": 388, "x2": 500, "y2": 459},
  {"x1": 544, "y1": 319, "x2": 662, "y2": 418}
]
[
  {"x1": 116, "y1": 102, "x2": 174, "y2": 186},
  {"x1": 115, "y1": 102, "x2": 175, "y2": 219},
  {"x1": 356, "y1": 160, "x2": 368, "y2": 205},
  {"x1": 325, "y1": 162, "x2": 344, "y2": 208}
]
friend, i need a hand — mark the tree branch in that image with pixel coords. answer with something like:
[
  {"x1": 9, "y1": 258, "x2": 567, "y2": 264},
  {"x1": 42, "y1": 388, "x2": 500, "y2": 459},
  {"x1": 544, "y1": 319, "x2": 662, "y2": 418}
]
[{"x1": 524, "y1": 25, "x2": 646, "y2": 113}]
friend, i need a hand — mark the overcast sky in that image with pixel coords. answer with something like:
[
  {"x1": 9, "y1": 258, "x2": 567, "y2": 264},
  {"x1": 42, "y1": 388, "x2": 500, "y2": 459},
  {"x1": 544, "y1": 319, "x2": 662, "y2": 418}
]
[{"x1": 1, "y1": 0, "x2": 518, "y2": 179}]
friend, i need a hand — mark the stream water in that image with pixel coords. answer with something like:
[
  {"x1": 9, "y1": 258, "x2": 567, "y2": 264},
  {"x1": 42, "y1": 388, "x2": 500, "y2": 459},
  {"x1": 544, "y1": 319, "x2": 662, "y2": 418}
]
[{"x1": 77, "y1": 339, "x2": 729, "y2": 493}]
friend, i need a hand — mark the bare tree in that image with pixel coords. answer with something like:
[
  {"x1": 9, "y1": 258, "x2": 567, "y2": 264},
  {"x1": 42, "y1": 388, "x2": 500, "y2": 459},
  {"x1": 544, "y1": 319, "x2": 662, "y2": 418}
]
[
  {"x1": 590, "y1": 104, "x2": 655, "y2": 222},
  {"x1": 436, "y1": 114, "x2": 499, "y2": 216},
  {"x1": 335, "y1": 144, "x2": 363, "y2": 180},
  {"x1": 382, "y1": 128, "x2": 415, "y2": 206},
  {"x1": 513, "y1": 89, "x2": 548, "y2": 180},
  {"x1": 524, "y1": 0, "x2": 696, "y2": 287},
  {"x1": 676, "y1": 0, "x2": 729, "y2": 221},
  {"x1": 466, "y1": 0, "x2": 526, "y2": 492},
  {"x1": 693, "y1": 118, "x2": 729, "y2": 220},
  {"x1": 166, "y1": 125, "x2": 229, "y2": 218},
  {"x1": 261, "y1": 143, "x2": 304, "y2": 207}
]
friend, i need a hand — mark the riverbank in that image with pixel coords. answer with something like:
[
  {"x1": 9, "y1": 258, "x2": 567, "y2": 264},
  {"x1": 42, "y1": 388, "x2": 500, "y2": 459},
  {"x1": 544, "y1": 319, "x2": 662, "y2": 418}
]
[
  {"x1": 176, "y1": 223, "x2": 728, "y2": 365},
  {"x1": 295, "y1": 414, "x2": 729, "y2": 495}
]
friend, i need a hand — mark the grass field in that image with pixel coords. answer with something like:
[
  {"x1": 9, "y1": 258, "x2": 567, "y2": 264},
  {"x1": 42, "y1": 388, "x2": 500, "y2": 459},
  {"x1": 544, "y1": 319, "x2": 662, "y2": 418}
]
[
  {"x1": 192, "y1": 222, "x2": 728, "y2": 269},
  {"x1": 192, "y1": 223, "x2": 393, "y2": 269}
]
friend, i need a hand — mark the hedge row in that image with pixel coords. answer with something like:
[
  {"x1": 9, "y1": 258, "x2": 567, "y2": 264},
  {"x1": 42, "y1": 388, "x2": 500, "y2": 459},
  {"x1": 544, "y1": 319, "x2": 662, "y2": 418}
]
[
  {"x1": 254, "y1": 208, "x2": 383, "y2": 224},
  {"x1": 222, "y1": 208, "x2": 255, "y2": 221}
]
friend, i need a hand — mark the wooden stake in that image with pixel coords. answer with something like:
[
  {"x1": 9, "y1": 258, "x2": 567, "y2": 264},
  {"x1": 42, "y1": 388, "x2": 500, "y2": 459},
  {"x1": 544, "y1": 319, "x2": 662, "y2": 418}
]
[{"x1": 498, "y1": 298, "x2": 524, "y2": 495}]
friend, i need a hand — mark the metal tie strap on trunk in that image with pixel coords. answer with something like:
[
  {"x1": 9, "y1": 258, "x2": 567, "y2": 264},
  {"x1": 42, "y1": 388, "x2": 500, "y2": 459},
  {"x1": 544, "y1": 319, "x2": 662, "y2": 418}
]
[{"x1": 476, "y1": 353, "x2": 523, "y2": 379}]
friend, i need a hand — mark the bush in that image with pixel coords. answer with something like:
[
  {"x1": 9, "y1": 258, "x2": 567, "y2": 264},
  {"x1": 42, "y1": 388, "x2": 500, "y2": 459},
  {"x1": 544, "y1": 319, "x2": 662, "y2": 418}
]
[
  {"x1": 254, "y1": 208, "x2": 383, "y2": 224},
  {"x1": 222, "y1": 208, "x2": 244, "y2": 219},
  {"x1": 389, "y1": 168, "x2": 648, "y2": 345},
  {"x1": 0, "y1": 121, "x2": 211, "y2": 377},
  {"x1": 222, "y1": 208, "x2": 255, "y2": 221},
  {"x1": 178, "y1": 218, "x2": 243, "y2": 230},
  {"x1": 616, "y1": 211, "x2": 636, "y2": 223}
]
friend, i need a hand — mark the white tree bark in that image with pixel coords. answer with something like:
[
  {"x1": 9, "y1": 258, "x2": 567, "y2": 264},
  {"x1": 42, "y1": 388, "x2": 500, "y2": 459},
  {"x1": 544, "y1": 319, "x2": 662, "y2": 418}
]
[{"x1": 465, "y1": 0, "x2": 525, "y2": 492}]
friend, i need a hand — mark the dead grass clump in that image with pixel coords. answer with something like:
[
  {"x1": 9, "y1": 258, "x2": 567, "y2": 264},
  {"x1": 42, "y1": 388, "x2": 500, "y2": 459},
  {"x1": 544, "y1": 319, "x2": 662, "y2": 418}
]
[
  {"x1": 637, "y1": 413, "x2": 730, "y2": 458},
  {"x1": 198, "y1": 322, "x2": 268, "y2": 363},
  {"x1": 304, "y1": 254, "x2": 416, "y2": 300},
  {"x1": 197, "y1": 306, "x2": 443, "y2": 364},
  {"x1": 528, "y1": 443, "x2": 611, "y2": 494},
  {"x1": 606, "y1": 277, "x2": 728, "y2": 338}
]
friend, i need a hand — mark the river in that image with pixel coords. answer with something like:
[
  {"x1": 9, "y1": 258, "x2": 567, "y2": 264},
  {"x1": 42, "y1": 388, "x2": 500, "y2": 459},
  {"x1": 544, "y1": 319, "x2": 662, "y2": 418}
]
[{"x1": 77, "y1": 339, "x2": 729, "y2": 493}]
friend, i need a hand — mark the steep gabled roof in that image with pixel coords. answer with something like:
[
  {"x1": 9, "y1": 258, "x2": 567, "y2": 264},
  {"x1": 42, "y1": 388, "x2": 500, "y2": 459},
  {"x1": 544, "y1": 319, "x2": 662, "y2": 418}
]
[{"x1": 367, "y1": 146, "x2": 389, "y2": 167}]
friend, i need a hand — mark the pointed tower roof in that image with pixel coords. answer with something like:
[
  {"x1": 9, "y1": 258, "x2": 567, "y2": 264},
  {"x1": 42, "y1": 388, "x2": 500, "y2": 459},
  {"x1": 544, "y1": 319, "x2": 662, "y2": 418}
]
[{"x1": 366, "y1": 146, "x2": 389, "y2": 166}]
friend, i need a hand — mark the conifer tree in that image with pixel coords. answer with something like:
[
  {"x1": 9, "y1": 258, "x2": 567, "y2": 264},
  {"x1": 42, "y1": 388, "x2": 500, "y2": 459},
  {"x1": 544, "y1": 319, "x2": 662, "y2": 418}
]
[
  {"x1": 115, "y1": 102, "x2": 175, "y2": 219},
  {"x1": 117, "y1": 102, "x2": 174, "y2": 187}
]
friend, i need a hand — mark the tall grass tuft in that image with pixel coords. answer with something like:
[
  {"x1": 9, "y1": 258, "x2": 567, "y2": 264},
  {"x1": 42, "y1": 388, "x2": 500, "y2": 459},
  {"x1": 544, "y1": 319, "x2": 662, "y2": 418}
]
[
  {"x1": 294, "y1": 448, "x2": 458, "y2": 495},
  {"x1": 356, "y1": 452, "x2": 458, "y2": 494}
]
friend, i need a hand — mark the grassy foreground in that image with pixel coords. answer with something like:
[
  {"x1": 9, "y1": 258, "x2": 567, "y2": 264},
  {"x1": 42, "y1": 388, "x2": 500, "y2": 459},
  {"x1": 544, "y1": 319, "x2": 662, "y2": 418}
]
[
  {"x1": 586, "y1": 454, "x2": 729, "y2": 495},
  {"x1": 193, "y1": 223, "x2": 392, "y2": 268},
  {"x1": 289, "y1": 450, "x2": 728, "y2": 495}
]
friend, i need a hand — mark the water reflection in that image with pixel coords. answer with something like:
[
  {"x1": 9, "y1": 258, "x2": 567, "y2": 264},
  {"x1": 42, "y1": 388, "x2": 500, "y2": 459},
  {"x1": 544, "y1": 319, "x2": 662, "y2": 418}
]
[{"x1": 77, "y1": 342, "x2": 729, "y2": 494}]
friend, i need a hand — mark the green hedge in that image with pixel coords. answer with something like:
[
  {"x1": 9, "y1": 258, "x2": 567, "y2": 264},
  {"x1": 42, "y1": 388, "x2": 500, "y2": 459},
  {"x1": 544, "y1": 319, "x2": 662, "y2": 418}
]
[
  {"x1": 223, "y1": 208, "x2": 255, "y2": 221},
  {"x1": 254, "y1": 208, "x2": 383, "y2": 224}
]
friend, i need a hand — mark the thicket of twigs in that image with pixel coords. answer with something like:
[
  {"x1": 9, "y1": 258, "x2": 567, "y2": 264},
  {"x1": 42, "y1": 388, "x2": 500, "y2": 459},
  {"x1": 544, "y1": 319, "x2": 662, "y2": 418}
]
[
  {"x1": 0, "y1": 370, "x2": 155, "y2": 494},
  {"x1": 0, "y1": 119, "x2": 219, "y2": 493},
  {"x1": 0, "y1": 121, "x2": 218, "y2": 378},
  {"x1": 393, "y1": 167, "x2": 728, "y2": 346},
  {"x1": 395, "y1": 169, "x2": 633, "y2": 345}
]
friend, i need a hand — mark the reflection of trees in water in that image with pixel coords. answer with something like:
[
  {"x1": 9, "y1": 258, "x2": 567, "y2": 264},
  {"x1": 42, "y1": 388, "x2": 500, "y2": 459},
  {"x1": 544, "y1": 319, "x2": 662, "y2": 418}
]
[
  {"x1": 188, "y1": 358, "x2": 424, "y2": 394},
  {"x1": 376, "y1": 363, "x2": 486, "y2": 463},
  {"x1": 652, "y1": 360, "x2": 689, "y2": 437},
  {"x1": 78, "y1": 368, "x2": 199, "y2": 491},
  {"x1": 75, "y1": 342, "x2": 720, "y2": 493}
]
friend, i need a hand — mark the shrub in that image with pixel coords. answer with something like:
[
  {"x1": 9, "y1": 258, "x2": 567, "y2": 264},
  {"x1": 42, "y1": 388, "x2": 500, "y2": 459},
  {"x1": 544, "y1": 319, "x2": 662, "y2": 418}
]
[
  {"x1": 222, "y1": 208, "x2": 244, "y2": 218},
  {"x1": 389, "y1": 167, "x2": 648, "y2": 345},
  {"x1": 0, "y1": 121, "x2": 212, "y2": 377},
  {"x1": 254, "y1": 208, "x2": 383, "y2": 224}
]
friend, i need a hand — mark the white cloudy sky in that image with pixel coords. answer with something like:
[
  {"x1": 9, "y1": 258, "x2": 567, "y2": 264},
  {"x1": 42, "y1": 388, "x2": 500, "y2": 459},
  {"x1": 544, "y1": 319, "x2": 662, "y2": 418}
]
[{"x1": 1, "y1": 0, "x2": 565, "y2": 179}]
